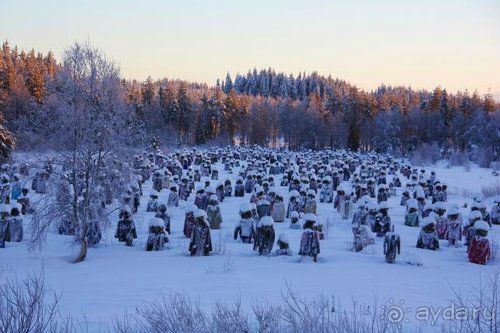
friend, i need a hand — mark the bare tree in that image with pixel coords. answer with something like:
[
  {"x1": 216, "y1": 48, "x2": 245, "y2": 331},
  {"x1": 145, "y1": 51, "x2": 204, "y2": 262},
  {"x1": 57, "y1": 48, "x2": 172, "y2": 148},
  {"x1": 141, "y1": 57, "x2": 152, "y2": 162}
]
[{"x1": 29, "y1": 41, "x2": 130, "y2": 263}]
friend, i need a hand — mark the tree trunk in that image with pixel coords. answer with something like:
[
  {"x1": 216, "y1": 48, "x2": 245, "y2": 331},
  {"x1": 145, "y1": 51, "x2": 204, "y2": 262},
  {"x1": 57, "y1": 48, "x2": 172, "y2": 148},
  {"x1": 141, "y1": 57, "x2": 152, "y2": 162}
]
[{"x1": 74, "y1": 236, "x2": 87, "y2": 263}]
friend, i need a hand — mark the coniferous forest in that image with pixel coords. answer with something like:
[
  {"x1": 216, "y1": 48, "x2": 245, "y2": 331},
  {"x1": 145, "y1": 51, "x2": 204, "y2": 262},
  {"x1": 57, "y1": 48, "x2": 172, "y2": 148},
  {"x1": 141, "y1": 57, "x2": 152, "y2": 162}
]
[{"x1": 0, "y1": 41, "x2": 498, "y2": 165}]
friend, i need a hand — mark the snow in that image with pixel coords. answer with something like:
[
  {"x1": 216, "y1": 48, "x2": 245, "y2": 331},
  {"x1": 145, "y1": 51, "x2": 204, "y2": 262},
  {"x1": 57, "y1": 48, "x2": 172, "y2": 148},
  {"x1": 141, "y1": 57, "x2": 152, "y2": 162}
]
[
  {"x1": 475, "y1": 220, "x2": 490, "y2": 231},
  {"x1": 402, "y1": 252, "x2": 424, "y2": 266},
  {"x1": 259, "y1": 216, "x2": 274, "y2": 226},
  {"x1": 1, "y1": 159, "x2": 499, "y2": 331},
  {"x1": 421, "y1": 216, "x2": 435, "y2": 228},
  {"x1": 278, "y1": 233, "x2": 289, "y2": 243},
  {"x1": 149, "y1": 217, "x2": 164, "y2": 227}
]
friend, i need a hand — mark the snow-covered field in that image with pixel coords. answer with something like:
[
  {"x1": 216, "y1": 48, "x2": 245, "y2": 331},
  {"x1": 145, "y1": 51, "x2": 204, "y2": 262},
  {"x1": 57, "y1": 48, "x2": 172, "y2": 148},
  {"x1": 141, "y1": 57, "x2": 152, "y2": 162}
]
[{"x1": 1, "y1": 159, "x2": 499, "y2": 331}]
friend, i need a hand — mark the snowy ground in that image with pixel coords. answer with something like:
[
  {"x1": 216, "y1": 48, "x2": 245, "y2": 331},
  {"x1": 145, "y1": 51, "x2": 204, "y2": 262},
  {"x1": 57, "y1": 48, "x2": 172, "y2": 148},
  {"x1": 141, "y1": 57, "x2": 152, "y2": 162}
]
[{"x1": 1, "y1": 159, "x2": 499, "y2": 331}]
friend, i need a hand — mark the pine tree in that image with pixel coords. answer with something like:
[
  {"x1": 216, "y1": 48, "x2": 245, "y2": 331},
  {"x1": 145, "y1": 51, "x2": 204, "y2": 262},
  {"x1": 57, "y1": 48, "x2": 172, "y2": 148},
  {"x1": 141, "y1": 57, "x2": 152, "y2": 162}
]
[
  {"x1": 440, "y1": 89, "x2": 451, "y2": 126},
  {"x1": 194, "y1": 95, "x2": 209, "y2": 144},
  {"x1": 177, "y1": 82, "x2": 191, "y2": 144},
  {"x1": 44, "y1": 51, "x2": 57, "y2": 78},
  {"x1": 224, "y1": 73, "x2": 233, "y2": 94},
  {"x1": 0, "y1": 111, "x2": 15, "y2": 160},
  {"x1": 259, "y1": 69, "x2": 270, "y2": 97},
  {"x1": 460, "y1": 91, "x2": 473, "y2": 119},
  {"x1": 429, "y1": 87, "x2": 443, "y2": 113},
  {"x1": 233, "y1": 74, "x2": 245, "y2": 94},
  {"x1": 250, "y1": 68, "x2": 259, "y2": 96},
  {"x1": 25, "y1": 50, "x2": 45, "y2": 103},
  {"x1": 223, "y1": 89, "x2": 241, "y2": 144},
  {"x1": 0, "y1": 47, "x2": 6, "y2": 111},
  {"x1": 346, "y1": 88, "x2": 362, "y2": 151},
  {"x1": 278, "y1": 76, "x2": 289, "y2": 98},
  {"x1": 142, "y1": 76, "x2": 155, "y2": 105},
  {"x1": 483, "y1": 93, "x2": 496, "y2": 114},
  {"x1": 206, "y1": 89, "x2": 224, "y2": 140},
  {"x1": 162, "y1": 84, "x2": 178, "y2": 125},
  {"x1": 2, "y1": 42, "x2": 16, "y2": 90}
]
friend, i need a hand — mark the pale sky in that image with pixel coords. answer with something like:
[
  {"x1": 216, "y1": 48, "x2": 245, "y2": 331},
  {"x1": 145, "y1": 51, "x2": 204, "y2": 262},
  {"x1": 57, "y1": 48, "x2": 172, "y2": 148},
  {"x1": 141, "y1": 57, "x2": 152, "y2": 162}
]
[{"x1": 1, "y1": 0, "x2": 499, "y2": 98}]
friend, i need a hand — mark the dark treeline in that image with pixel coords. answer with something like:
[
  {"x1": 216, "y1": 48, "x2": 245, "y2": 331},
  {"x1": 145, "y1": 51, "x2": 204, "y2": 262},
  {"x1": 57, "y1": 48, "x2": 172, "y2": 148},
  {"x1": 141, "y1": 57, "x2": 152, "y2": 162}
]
[{"x1": 0, "y1": 41, "x2": 498, "y2": 165}]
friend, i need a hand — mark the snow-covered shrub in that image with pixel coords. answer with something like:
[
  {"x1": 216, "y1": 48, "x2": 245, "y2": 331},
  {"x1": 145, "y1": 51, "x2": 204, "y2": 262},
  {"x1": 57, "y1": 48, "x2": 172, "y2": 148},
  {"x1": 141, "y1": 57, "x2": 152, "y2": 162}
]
[
  {"x1": 135, "y1": 293, "x2": 209, "y2": 333},
  {"x1": 410, "y1": 143, "x2": 441, "y2": 166},
  {"x1": 116, "y1": 276, "x2": 500, "y2": 332},
  {"x1": 112, "y1": 311, "x2": 135, "y2": 333},
  {"x1": 252, "y1": 300, "x2": 282, "y2": 333},
  {"x1": 207, "y1": 256, "x2": 236, "y2": 274},
  {"x1": 212, "y1": 298, "x2": 250, "y2": 333},
  {"x1": 214, "y1": 231, "x2": 231, "y2": 255},
  {"x1": 121, "y1": 285, "x2": 393, "y2": 333},
  {"x1": 221, "y1": 256, "x2": 235, "y2": 273},
  {"x1": 0, "y1": 271, "x2": 75, "y2": 333},
  {"x1": 446, "y1": 270, "x2": 500, "y2": 333},
  {"x1": 472, "y1": 146, "x2": 496, "y2": 168},
  {"x1": 448, "y1": 151, "x2": 471, "y2": 169},
  {"x1": 278, "y1": 283, "x2": 389, "y2": 333},
  {"x1": 461, "y1": 188, "x2": 479, "y2": 200},
  {"x1": 481, "y1": 183, "x2": 500, "y2": 199}
]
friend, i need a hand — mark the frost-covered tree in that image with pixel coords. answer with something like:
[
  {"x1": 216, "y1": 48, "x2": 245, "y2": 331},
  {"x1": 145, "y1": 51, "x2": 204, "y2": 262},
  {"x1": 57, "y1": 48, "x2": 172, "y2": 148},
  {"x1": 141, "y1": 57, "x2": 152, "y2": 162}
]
[
  {"x1": 160, "y1": 83, "x2": 178, "y2": 125},
  {"x1": 206, "y1": 89, "x2": 224, "y2": 141},
  {"x1": 0, "y1": 112, "x2": 15, "y2": 160},
  {"x1": 223, "y1": 73, "x2": 233, "y2": 94},
  {"x1": 176, "y1": 82, "x2": 192, "y2": 143},
  {"x1": 223, "y1": 89, "x2": 242, "y2": 145},
  {"x1": 25, "y1": 50, "x2": 45, "y2": 103},
  {"x1": 30, "y1": 41, "x2": 130, "y2": 263},
  {"x1": 194, "y1": 95, "x2": 209, "y2": 144},
  {"x1": 141, "y1": 76, "x2": 155, "y2": 105}
]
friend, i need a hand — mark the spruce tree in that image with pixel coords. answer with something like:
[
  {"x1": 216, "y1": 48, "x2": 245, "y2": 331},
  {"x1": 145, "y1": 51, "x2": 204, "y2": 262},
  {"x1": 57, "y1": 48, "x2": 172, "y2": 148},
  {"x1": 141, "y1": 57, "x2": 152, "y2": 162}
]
[
  {"x1": 176, "y1": 82, "x2": 191, "y2": 144},
  {"x1": 163, "y1": 84, "x2": 178, "y2": 125},
  {"x1": 224, "y1": 73, "x2": 233, "y2": 94},
  {"x1": 142, "y1": 76, "x2": 155, "y2": 105},
  {"x1": 194, "y1": 95, "x2": 209, "y2": 144},
  {"x1": 25, "y1": 50, "x2": 45, "y2": 103},
  {"x1": 223, "y1": 89, "x2": 240, "y2": 145},
  {"x1": 0, "y1": 112, "x2": 15, "y2": 160}
]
